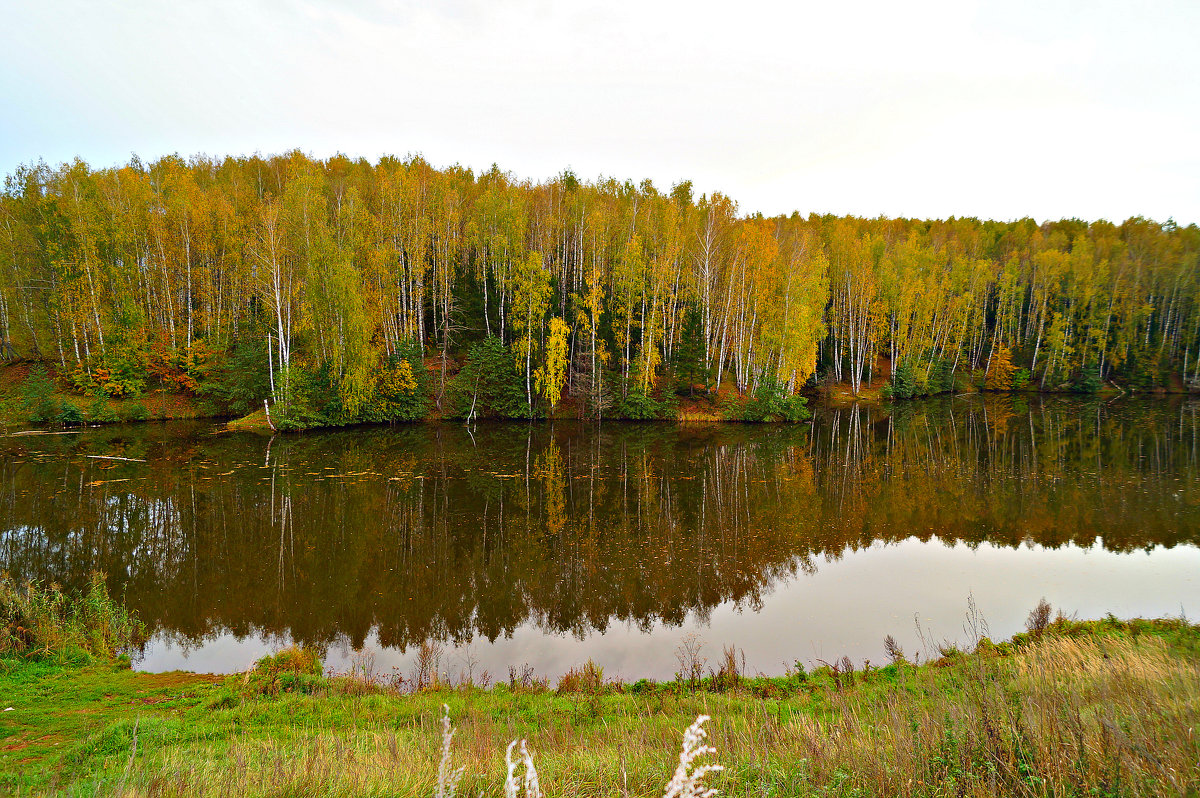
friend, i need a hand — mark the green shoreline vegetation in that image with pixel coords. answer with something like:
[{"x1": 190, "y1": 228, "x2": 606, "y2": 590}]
[
  {"x1": 2, "y1": 577, "x2": 1198, "y2": 796},
  {"x1": 2, "y1": 153, "x2": 1199, "y2": 432}
]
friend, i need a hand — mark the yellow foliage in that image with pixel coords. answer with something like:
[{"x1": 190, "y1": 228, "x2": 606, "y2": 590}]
[
  {"x1": 536, "y1": 316, "x2": 570, "y2": 410},
  {"x1": 986, "y1": 345, "x2": 1016, "y2": 391}
]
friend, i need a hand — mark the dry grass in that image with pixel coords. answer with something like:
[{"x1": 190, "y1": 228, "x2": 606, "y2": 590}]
[
  {"x1": 770, "y1": 633, "x2": 1200, "y2": 797},
  {"x1": 12, "y1": 615, "x2": 1199, "y2": 797},
  {"x1": 675, "y1": 406, "x2": 723, "y2": 423},
  {"x1": 0, "y1": 572, "x2": 146, "y2": 661}
]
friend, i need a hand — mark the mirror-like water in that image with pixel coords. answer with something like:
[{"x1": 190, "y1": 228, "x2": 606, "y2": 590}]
[{"x1": 2, "y1": 396, "x2": 1198, "y2": 680}]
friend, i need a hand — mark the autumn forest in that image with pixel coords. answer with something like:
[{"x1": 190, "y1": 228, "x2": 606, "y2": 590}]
[{"x1": 2, "y1": 151, "x2": 1198, "y2": 427}]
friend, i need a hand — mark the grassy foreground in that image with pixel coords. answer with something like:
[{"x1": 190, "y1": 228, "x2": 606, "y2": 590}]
[{"x1": 1, "y1": 578, "x2": 1198, "y2": 797}]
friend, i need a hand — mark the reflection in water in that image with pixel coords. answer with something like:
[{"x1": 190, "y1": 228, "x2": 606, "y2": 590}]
[{"x1": 1, "y1": 396, "x2": 1198, "y2": 675}]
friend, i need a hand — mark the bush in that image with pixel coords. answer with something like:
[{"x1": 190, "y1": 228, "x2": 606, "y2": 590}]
[
  {"x1": 255, "y1": 645, "x2": 323, "y2": 677},
  {"x1": 615, "y1": 384, "x2": 672, "y2": 420},
  {"x1": 146, "y1": 338, "x2": 211, "y2": 394},
  {"x1": 202, "y1": 334, "x2": 271, "y2": 415},
  {"x1": 889, "y1": 360, "x2": 926, "y2": 399},
  {"x1": 20, "y1": 363, "x2": 59, "y2": 422},
  {"x1": 242, "y1": 646, "x2": 325, "y2": 696},
  {"x1": 93, "y1": 334, "x2": 147, "y2": 398},
  {"x1": 87, "y1": 395, "x2": 120, "y2": 424},
  {"x1": 985, "y1": 346, "x2": 1016, "y2": 391},
  {"x1": 126, "y1": 402, "x2": 150, "y2": 422},
  {"x1": 722, "y1": 376, "x2": 809, "y2": 422},
  {"x1": 928, "y1": 359, "x2": 955, "y2": 394},
  {"x1": 361, "y1": 341, "x2": 429, "y2": 423},
  {"x1": 1072, "y1": 367, "x2": 1102, "y2": 394},
  {"x1": 57, "y1": 400, "x2": 85, "y2": 426},
  {"x1": 448, "y1": 337, "x2": 527, "y2": 419},
  {"x1": 0, "y1": 572, "x2": 146, "y2": 662},
  {"x1": 556, "y1": 659, "x2": 605, "y2": 694}
]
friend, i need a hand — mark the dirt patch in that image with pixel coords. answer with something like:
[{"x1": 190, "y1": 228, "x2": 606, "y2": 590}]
[
  {"x1": 138, "y1": 672, "x2": 220, "y2": 689},
  {"x1": 3, "y1": 734, "x2": 62, "y2": 753}
]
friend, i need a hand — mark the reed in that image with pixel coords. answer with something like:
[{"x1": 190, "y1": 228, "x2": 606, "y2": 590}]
[{"x1": 0, "y1": 571, "x2": 145, "y2": 662}]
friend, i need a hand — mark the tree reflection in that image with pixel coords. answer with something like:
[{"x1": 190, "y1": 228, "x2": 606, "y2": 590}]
[{"x1": 1, "y1": 397, "x2": 1197, "y2": 653}]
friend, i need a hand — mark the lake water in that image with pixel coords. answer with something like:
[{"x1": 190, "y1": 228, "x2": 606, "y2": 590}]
[{"x1": 2, "y1": 396, "x2": 1198, "y2": 681}]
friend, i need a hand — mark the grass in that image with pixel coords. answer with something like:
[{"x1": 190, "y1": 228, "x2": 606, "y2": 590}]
[{"x1": 1, "y1": 578, "x2": 1198, "y2": 796}]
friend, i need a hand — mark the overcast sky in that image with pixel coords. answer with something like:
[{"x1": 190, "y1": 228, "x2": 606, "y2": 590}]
[{"x1": 3, "y1": 0, "x2": 1198, "y2": 224}]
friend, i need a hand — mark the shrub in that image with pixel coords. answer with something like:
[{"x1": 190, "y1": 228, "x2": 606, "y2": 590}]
[
  {"x1": 92, "y1": 363, "x2": 146, "y2": 398},
  {"x1": 254, "y1": 645, "x2": 323, "y2": 678},
  {"x1": 146, "y1": 337, "x2": 211, "y2": 394},
  {"x1": 57, "y1": 400, "x2": 85, "y2": 426},
  {"x1": 713, "y1": 644, "x2": 742, "y2": 691},
  {"x1": 1072, "y1": 367, "x2": 1102, "y2": 394},
  {"x1": 362, "y1": 341, "x2": 429, "y2": 422},
  {"x1": 722, "y1": 375, "x2": 809, "y2": 422},
  {"x1": 985, "y1": 346, "x2": 1016, "y2": 391},
  {"x1": 126, "y1": 402, "x2": 150, "y2": 422},
  {"x1": 615, "y1": 384, "x2": 671, "y2": 420},
  {"x1": 449, "y1": 336, "x2": 526, "y2": 419},
  {"x1": 87, "y1": 395, "x2": 120, "y2": 424},
  {"x1": 20, "y1": 362, "x2": 59, "y2": 422},
  {"x1": 243, "y1": 645, "x2": 326, "y2": 695},
  {"x1": 93, "y1": 335, "x2": 147, "y2": 398},
  {"x1": 890, "y1": 360, "x2": 925, "y2": 399},
  {"x1": 202, "y1": 334, "x2": 271, "y2": 415},
  {"x1": 630, "y1": 677, "x2": 656, "y2": 694},
  {"x1": 556, "y1": 659, "x2": 605, "y2": 694},
  {"x1": 928, "y1": 358, "x2": 956, "y2": 394},
  {"x1": 1026, "y1": 597, "x2": 1053, "y2": 634}
]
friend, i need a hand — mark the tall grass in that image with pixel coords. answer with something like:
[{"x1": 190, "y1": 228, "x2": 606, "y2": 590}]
[
  {"x1": 59, "y1": 620, "x2": 1196, "y2": 797},
  {"x1": 775, "y1": 632, "x2": 1200, "y2": 796},
  {"x1": 11, "y1": 597, "x2": 1198, "y2": 797},
  {"x1": 0, "y1": 571, "x2": 146, "y2": 661}
]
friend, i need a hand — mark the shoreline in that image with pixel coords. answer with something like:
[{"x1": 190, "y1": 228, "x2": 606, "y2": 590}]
[
  {"x1": 3, "y1": 610, "x2": 1197, "y2": 795},
  {"x1": 6, "y1": 360, "x2": 1200, "y2": 436}
]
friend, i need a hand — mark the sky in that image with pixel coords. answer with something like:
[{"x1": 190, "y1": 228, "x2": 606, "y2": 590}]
[{"x1": 3, "y1": 0, "x2": 1198, "y2": 224}]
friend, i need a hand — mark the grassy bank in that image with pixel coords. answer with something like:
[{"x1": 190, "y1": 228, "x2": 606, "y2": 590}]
[{"x1": 2, "y1": 578, "x2": 1198, "y2": 796}]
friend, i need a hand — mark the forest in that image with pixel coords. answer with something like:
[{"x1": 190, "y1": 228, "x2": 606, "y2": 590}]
[{"x1": 2, "y1": 151, "x2": 1198, "y2": 427}]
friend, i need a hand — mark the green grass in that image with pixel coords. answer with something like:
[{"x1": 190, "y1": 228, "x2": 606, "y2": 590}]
[{"x1": 2, "y1": 576, "x2": 1198, "y2": 796}]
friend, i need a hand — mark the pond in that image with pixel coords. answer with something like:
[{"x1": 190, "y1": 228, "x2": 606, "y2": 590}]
[{"x1": 2, "y1": 396, "x2": 1198, "y2": 681}]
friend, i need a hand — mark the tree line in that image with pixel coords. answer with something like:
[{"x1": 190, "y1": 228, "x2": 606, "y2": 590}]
[{"x1": 2, "y1": 151, "x2": 1197, "y2": 425}]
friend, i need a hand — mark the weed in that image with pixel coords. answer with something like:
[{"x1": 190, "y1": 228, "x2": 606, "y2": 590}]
[
  {"x1": 712, "y1": 644, "x2": 743, "y2": 692},
  {"x1": 413, "y1": 639, "x2": 444, "y2": 690},
  {"x1": 556, "y1": 659, "x2": 605, "y2": 694},
  {"x1": 675, "y1": 633, "x2": 707, "y2": 689},
  {"x1": 1027, "y1": 597, "x2": 1053, "y2": 635}
]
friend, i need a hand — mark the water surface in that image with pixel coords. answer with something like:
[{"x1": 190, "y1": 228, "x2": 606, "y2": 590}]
[{"x1": 2, "y1": 396, "x2": 1198, "y2": 679}]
